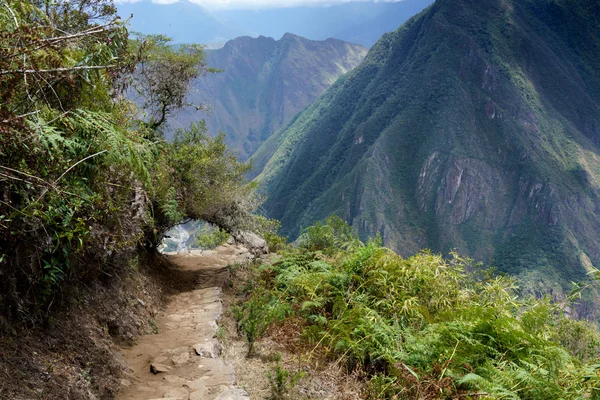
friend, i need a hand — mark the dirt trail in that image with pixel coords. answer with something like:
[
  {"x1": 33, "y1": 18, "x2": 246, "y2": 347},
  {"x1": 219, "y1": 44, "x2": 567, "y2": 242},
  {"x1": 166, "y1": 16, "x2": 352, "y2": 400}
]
[{"x1": 116, "y1": 244, "x2": 253, "y2": 400}]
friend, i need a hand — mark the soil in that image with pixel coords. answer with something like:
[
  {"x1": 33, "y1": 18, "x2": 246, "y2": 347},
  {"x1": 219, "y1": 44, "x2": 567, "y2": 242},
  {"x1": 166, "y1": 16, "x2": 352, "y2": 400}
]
[
  {"x1": 116, "y1": 244, "x2": 254, "y2": 400},
  {"x1": 0, "y1": 252, "x2": 172, "y2": 400},
  {"x1": 0, "y1": 244, "x2": 364, "y2": 400}
]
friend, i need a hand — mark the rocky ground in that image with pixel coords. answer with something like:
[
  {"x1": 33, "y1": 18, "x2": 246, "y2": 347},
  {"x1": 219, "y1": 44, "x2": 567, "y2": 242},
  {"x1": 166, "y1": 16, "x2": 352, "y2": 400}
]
[{"x1": 116, "y1": 244, "x2": 254, "y2": 400}]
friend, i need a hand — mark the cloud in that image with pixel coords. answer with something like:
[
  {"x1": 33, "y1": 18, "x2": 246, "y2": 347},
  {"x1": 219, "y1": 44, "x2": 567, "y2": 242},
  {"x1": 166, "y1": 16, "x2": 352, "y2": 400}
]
[{"x1": 116, "y1": 0, "x2": 401, "y2": 10}]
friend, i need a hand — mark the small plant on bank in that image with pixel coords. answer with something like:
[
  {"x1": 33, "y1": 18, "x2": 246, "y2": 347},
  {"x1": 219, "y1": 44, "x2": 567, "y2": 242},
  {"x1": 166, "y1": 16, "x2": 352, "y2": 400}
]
[
  {"x1": 235, "y1": 293, "x2": 290, "y2": 357},
  {"x1": 267, "y1": 356, "x2": 306, "y2": 400},
  {"x1": 196, "y1": 226, "x2": 230, "y2": 249}
]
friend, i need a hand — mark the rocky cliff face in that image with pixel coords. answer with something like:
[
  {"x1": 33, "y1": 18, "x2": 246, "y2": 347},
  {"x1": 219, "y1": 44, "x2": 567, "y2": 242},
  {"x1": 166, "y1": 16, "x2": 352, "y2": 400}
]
[
  {"x1": 171, "y1": 34, "x2": 367, "y2": 160},
  {"x1": 256, "y1": 0, "x2": 600, "y2": 285}
]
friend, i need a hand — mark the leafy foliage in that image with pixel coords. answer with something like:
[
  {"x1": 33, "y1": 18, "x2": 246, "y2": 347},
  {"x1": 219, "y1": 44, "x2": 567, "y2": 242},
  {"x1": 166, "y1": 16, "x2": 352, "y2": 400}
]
[
  {"x1": 128, "y1": 34, "x2": 216, "y2": 132},
  {"x1": 232, "y1": 291, "x2": 290, "y2": 356},
  {"x1": 195, "y1": 226, "x2": 229, "y2": 250},
  {"x1": 240, "y1": 217, "x2": 600, "y2": 399},
  {"x1": 149, "y1": 121, "x2": 260, "y2": 244},
  {"x1": 0, "y1": 0, "x2": 261, "y2": 326}
]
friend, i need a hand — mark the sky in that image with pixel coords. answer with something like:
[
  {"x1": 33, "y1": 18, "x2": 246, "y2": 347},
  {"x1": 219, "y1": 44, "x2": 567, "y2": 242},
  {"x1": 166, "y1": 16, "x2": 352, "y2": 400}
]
[{"x1": 116, "y1": 0, "x2": 401, "y2": 10}]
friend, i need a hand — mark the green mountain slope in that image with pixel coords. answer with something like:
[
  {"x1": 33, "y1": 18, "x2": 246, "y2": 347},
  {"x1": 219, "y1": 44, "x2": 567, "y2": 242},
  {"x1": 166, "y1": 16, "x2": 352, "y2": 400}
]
[
  {"x1": 256, "y1": 0, "x2": 600, "y2": 285},
  {"x1": 171, "y1": 34, "x2": 367, "y2": 160}
]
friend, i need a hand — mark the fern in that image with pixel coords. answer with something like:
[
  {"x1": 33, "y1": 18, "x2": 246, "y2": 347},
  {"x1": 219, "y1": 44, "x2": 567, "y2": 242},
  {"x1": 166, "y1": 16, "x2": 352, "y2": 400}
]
[{"x1": 234, "y1": 217, "x2": 600, "y2": 399}]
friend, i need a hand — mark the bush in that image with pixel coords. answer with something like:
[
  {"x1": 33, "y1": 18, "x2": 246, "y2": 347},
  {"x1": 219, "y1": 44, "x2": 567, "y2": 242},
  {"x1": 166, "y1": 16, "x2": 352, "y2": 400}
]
[
  {"x1": 297, "y1": 215, "x2": 362, "y2": 254},
  {"x1": 196, "y1": 226, "x2": 230, "y2": 250},
  {"x1": 233, "y1": 292, "x2": 290, "y2": 357},
  {"x1": 0, "y1": 0, "x2": 261, "y2": 325},
  {"x1": 239, "y1": 217, "x2": 600, "y2": 399}
]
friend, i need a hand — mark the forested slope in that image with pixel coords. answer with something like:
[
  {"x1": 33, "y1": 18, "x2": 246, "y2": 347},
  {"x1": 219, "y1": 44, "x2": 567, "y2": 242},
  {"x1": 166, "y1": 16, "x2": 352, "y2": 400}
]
[
  {"x1": 172, "y1": 34, "x2": 367, "y2": 160},
  {"x1": 257, "y1": 0, "x2": 600, "y2": 290}
]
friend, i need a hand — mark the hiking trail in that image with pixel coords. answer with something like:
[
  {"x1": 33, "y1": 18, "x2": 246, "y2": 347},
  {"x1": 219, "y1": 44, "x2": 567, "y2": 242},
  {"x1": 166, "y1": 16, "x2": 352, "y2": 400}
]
[{"x1": 116, "y1": 244, "x2": 253, "y2": 400}]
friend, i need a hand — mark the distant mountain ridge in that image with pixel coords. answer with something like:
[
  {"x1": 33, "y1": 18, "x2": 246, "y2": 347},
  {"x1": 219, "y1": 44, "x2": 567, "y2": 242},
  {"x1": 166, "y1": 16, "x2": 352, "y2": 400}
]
[
  {"x1": 255, "y1": 0, "x2": 600, "y2": 288},
  {"x1": 118, "y1": 1, "x2": 243, "y2": 44},
  {"x1": 116, "y1": 0, "x2": 434, "y2": 47},
  {"x1": 171, "y1": 33, "x2": 368, "y2": 159},
  {"x1": 213, "y1": 0, "x2": 435, "y2": 47}
]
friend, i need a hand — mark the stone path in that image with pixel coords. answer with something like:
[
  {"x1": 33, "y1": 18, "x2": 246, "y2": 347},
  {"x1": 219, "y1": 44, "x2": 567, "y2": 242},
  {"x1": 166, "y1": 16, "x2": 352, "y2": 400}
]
[{"x1": 116, "y1": 244, "x2": 252, "y2": 400}]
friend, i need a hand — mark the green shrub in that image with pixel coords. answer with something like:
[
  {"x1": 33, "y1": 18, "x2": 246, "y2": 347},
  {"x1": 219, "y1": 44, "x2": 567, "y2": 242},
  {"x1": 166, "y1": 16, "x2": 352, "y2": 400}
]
[
  {"x1": 196, "y1": 226, "x2": 230, "y2": 250},
  {"x1": 267, "y1": 360, "x2": 305, "y2": 400},
  {"x1": 297, "y1": 215, "x2": 362, "y2": 254},
  {"x1": 0, "y1": 0, "x2": 261, "y2": 325},
  {"x1": 241, "y1": 217, "x2": 600, "y2": 399},
  {"x1": 253, "y1": 215, "x2": 289, "y2": 252},
  {"x1": 235, "y1": 293, "x2": 291, "y2": 356}
]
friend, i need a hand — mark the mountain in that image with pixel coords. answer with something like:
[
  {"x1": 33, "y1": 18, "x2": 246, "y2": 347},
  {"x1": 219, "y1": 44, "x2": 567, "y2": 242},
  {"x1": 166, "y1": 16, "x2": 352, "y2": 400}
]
[
  {"x1": 213, "y1": 0, "x2": 435, "y2": 47},
  {"x1": 115, "y1": 0, "x2": 433, "y2": 47},
  {"x1": 170, "y1": 34, "x2": 368, "y2": 159},
  {"x1": 255, "y1": 0, "x2": 600, "y2": 286},
  {"x1": 116, "y1": 0, "x2": 244, "y2": 44}
]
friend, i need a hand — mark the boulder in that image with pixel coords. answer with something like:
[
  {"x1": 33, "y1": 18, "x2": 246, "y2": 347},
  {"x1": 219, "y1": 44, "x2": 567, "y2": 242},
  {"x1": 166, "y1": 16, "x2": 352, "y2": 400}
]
[
  {"x1": 233, "y1": 231, "x2": 268, "y2": 255},
  {"x1": 150, "y1": 363, "x2": 171, "y2": 374},
  {"x1": 193, "y1": 340, "x2": 221, "y2": 358},
  {"x1": 170, "y1": 351, "x2": 190, "y2": 366}
]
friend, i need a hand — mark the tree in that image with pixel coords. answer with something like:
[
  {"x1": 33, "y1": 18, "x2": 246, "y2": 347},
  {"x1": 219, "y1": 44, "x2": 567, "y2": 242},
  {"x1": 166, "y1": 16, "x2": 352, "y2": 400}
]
[
  {"x1": 149, "y1": 121, "x2": 261, "y2": 247},
  {"x1": 128, "y1": 34, "x2": 216, "y2": 132},
  {"x1": 0, "y1": 0, "x2": 259, "y2": 324}
]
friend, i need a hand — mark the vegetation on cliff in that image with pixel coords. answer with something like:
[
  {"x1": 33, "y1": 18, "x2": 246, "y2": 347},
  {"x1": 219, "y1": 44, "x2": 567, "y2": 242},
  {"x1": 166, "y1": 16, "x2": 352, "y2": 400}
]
[
  {"x1": 234, "y1": 217, "x2": 600, "y2": 399},
  {"x1": 0, "y1": 0, "x2": 258, "y2": 328}
]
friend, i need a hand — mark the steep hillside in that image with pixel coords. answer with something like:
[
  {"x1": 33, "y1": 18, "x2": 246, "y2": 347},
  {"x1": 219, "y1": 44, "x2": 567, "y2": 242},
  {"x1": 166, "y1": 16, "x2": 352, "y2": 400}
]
[
  {"x1": 256, "y1": 0, "x2": 600, "y2": 285},
  {"x1": 172, "y1": 34, "x2": 367, "y2": 159}
]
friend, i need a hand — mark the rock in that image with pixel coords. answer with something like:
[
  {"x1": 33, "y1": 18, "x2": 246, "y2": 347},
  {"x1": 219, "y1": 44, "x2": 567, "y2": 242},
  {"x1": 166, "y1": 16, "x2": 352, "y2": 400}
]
[
  {"x1": 193, "y1": 341, "x2": 221, "y2": 358},
  {"x1": 153, "y1": 355, "x2": 169, "y2": 363},
  {"x1": 120, "y1": 379, "x2": 132, "y2": 388},
  {"x1": 233, "y1": 231, "x2": 268, "y2": 255},
  {"x1": 226, "y1": 235, "x2": 235, "y2": 245},
  {"x1": 147, "y1": 398, "x2": 183, "y2": 400},
  {"x1": 163, "y1": 387, "x2": 189, "y2": 398},
  {"x1": 186, "y1": 377, "x2": 209, "y2": 391},
  {"x1": 150, "y1": 363, "x2": 171, "y2": 374},
  {"x1": 163, "y1": 375, "x2": 188, "y2": 385},
  {"x1": 215, "y1": 387, "x2": 250, "y2": 400},
  {"x1": 148, "y1": 398, "x2": 184, "y2": 400},
  {"x1": 171, "y1": 351, "x2": 190, "y2": 366}
]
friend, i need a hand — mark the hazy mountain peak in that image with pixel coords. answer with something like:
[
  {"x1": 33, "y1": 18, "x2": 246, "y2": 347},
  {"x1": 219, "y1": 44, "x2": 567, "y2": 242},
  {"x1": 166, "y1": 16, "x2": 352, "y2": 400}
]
[
  {"x1": 171, "y1": 34, "x2": 368, "y2": 159},
  {"x1": 117, "y1": 0, "x2": 434, "y2": 46}
]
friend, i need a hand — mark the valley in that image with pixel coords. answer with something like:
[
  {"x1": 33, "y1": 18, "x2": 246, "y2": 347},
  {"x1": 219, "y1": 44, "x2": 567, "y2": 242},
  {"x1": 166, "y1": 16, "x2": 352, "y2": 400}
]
[
  {"x1": 2, "y1": 0, "x2": 600, "y2": 399},
  {"x1": 170, "y1": 33, "x2": 367, "y2": 159}
]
